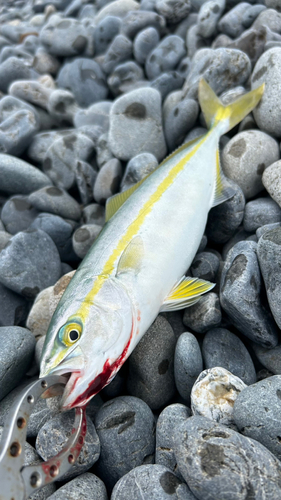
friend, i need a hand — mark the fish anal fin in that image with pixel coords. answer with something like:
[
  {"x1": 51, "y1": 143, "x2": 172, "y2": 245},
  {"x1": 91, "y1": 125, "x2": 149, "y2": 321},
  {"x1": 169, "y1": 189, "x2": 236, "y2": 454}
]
[
  {"x1": 213, "y1": 148, "x2": 236, "y2": 207},
  {"x1": 116, "y1": 236, "x2": 144, "y2": 276},
  {"x1": 160, "y1": 276, "x2": 215, "y2": 312}
]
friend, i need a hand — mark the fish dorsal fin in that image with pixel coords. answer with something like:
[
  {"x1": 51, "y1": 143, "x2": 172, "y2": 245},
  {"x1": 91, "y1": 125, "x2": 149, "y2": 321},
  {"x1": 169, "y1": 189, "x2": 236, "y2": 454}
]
[
  {"x1": 212, "y1": 149, "x2": 236, "y2": 207},
  {"x1": 105, "y1": 135, "x2": 205, "y2": 223},
  {"x1": 116, "y1": 236, "x2": 144, "y2": 276},
  {"x1": 160, "y1": 276, "x2": 215, "y2": 312}
]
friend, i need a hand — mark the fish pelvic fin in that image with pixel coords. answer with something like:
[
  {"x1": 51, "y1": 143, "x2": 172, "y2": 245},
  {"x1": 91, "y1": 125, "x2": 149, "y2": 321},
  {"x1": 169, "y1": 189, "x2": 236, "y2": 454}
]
[
  {"x1": 160, "y1": 276, "x2": 215, "y2": 312},
  {"x1": 198, "y1": 78, "x2": 265, "y2": 134}
]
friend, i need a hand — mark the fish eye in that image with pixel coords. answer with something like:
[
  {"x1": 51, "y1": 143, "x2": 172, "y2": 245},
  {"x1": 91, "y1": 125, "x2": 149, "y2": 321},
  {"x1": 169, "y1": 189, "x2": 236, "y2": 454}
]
[
  {"x1": 60, "y1": 322, "x2": 82, "y2": 346},
  {"x1": 69, "y1": 329, "x2": 79, "y2": 342}
]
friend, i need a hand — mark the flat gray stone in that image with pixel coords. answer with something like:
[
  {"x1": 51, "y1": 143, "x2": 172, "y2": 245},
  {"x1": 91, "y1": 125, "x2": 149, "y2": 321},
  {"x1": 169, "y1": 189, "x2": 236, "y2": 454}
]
[
  {"x1": 47, "y1": 473, "x2": 108, "y2": 500},
  {"x1": 29, "y1": 186, "x2": 81, "y2": 221},
  {"x1": 0, "y1": 282, "x2": 28, "y2": 327},
  {"x1": 40, "y1": 15, "x2": 88, "y2": 56},
  {"x1": 0, "y1": 154, "x2": 52, "y2": 195},
  {"x1": 174, "y1": 332, "x2": 203, "y2": 403},
  {"x1": 183, "y1": 292, "x2": 221, "y2": 334},
  {"x1": 72, "y1": 224, "x2": 102, "y2": 259},
  {"x1": 1, "y1": 195, "x2": 39, "y2": 235},
  {"x1": 244, "y1": 197, "x2": 281, "y2": 232}
]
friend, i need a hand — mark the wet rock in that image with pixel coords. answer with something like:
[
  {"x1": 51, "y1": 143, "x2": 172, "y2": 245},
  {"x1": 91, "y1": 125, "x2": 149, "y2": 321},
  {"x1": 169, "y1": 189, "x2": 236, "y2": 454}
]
[
  {"x1": 94, "y1": 396, "x2": 155, "y2": 489},
  {"x1": 36, "y1": 412, "x2": 100, "y2": 480},
  {"x1": 72, "y1": 224, "x2": 102, "y2": 259},
  {"x1": 244, "y1": 198, "x2": 281, "y2": 232},
  {"x1": 262, "y1": 160, "x2": 281, "y2": 208},
  {"x1": 0, "y1": 229, "x2": 61, "y2": 299},
  {"x1": 220, "y1": 240, "x2": 279, "y2": 347},
  {"x1": 203, "y1": 328, "x2": 256, "y2": 385},
  {"x1": 29, "y1": 186, "x2": 81, "y2": 221},
  {"x1": 0, "y1": 326, "x2": 35, "y2": 401},
  {"x1": 174, "y1": 332, "x2": 203, "y2": 404},
  {"x1": 48, "y1": 473, "x2": 108, "y2": 500},
  {"x1": 93, "y1": 158, "x2": 122, "y2": 204},
  {"x1": 183, "y1": 292, "x2": 221, "y2": 334},
  {"x1": 1, "y1": 195, "x2": 39, "y2": 235},
  {"x1": 145, "y1": 35, "x2": 186, "y2": 80},
  {"x1": 121, "y1": 152, "x2": 158, "y2": 191},
  {"x1": 0, "y1": 153, "x2": 52, "y2": 195},
  {"x1": 109, "y1": 87, "x2": 167, "y2": 161}
]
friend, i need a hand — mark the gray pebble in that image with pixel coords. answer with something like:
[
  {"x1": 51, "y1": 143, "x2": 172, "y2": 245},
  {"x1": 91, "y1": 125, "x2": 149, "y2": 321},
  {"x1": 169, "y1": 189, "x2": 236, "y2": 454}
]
[
  {"x1": 0, "y1": 326, "x2": 35, "y2": 401},
  {"x1": 0, "y1": 282, "x2": 28, "y2": 327},
  {"x1": 146, "y1": 35, "x2": 186, "y2": 80},
  {"x1": 156, "y1": 404, "x2": 191, "y2": 480},
  {"x1": 186, "y1": 24, "x2": 210, "y2": 59},
  {"x1": 93, "y1": 158, "x2": 122, "y2": 204},
  {"x1": 0, "y1": 230, "x2": 14, "y2": 251},
  {"x1": 191, "y1": 251, "x2": 220, "y2": 282},
  {"x1": 150, "y1": 72, "x2": 184, "y2": 102},
  {"x1": 48, "y1": 473, "x2": 108, "y2": 500},
  {"x1": 183, "y1": 292, "x2": 221, "y2": 334},
  {"x1": 176, "y1": 56, "x2": 191, "y2": 79},
  {"x1": 30, "y1": 181, "x2": 80, "y2": 216},
  {"x1": 233, "y1": 375, "x2": 281, "y2": 460},
  {"x1": 256, "y1": 223, "x2": 281, "y2": 240},
  {"x1": 108, "y1": 61, "x2": 145, "y2": 96},
  {"x1": 109, "y1": 87, "x2": 167, "y2": 161},
  {"x1": 102, "y1": 34, "x2": 133, "y2": 75},
  {"x1": 221, "y1": 130, "x2": 280, "y2": 199},
  {"x1": 75, "y1": 160, "x2": 97, "y2": 205},
  {"x1": 96, "y1": 132, "x2": 115, "y2": 168},
  {"x1": 40, "y1": 15, "x2": 88, "y2": 56},
  {"x1": 174, "y1": 415, "x2": 281, "y2": 500},
  {"x1": 174, "y1": 332, "x2": 203, "y2": 403},
  {"x1": 121, "y1": 10, "x2": 166, "y2": 38},
  {"x1": 0, "y1": 97, "x2": 39, "y2": 156},
  {"x1": 244, "y1": 198, "x2": 281, "y2": 232},
  {"x1": 218, "y1": 2, "x2": 251, "y2": 38},
  {"x1": 262, "y1": 160, "x2": 281, "y2": 208},
  {"x1": 33, "y1": 47, "x2": 60, "y2": 76},
  {"x1": 112, "y1": 464, "x2": 196, "y2": 499},
  {"x1": 251, "y1": 47, "x2": 281, "y2": 138},
  {"x1": 1, "y1": 195, "x2": 39, "y2": 235},
  {"x1": 82, "y1": 203, "x2": 105, "y2": 226},
  {"x1": 94, "y1": 396, "x2": 155, "y2": 489},
  {"x1": 0, "y1": 153, "x2": 52, "y2": 195},
  {"x1": 225, "y1": 26, "x2": 268, "y2": 68},
  {"x1": 133, "y1": 26, "x2": 160, "y2": 65},
  {"x1": 0, "y1": 229, "x2": 61, "y2": 298},
  {"x1": 0, "y1": 56, "x2": 39, "y2": 93},
  {"x1": 242, "y1": 4, "x2": 266, "y2": 28},
  {"x1": 27, "y1": 130, "x2": 69, "y2": 165},
  {"x1": 94, "y1": 0, "x2": 140, "y2": 24},
  {"x1": 257, "y1": 227, "x2": 281, "y2": 329},
  {"x1": 57, "y1": 58, "x2": 108, "y2": 108},
  {"x1": 74, "y1": 101, "x2": 112, "y2": 133},
  {"x1": 95, "y1": 16, "x2": 122, "y2": 56},
  {"x1": 197, "y1": 0, "x2": 225, "y2": 39},
  {"x1": 164, "y1": 98, "x2": 198, "y2": 152},
  {"x1": 72, "y1": 224, "x2": 102, "y2": 259},
  {"x1": 36, "y1": 412, "x2": 100, "y2": 481},
  {"x1": 127, "y1": 315, "x2": 176, "y2": 410},
  {"x1": 220, "y1": 240, "x2": 279, "y2": 347},
  {"x1": 252, "y1": 8, "x2": 281, "y2": 32},
  {"x1": 121, "y1": 152, "x2": 158, "y2": 191},
  {"x1": 9, "y1": 79, "x2": 53, "y2": 110},
  {"x1": 47, "y1": 89, "x2": 79, "y2": 124},
  {"x1": 156, "y1": 0, "x2": 191, "y2": 23},
  {"x1": 252, "y1": 343, "x2": 281, "y2": 375},
  {"x1": 30, "y1": 212, "x2": 75, "y2": 260},
  {"x1": 202, "y1": 327, "x2": 256, "y2": 385}
]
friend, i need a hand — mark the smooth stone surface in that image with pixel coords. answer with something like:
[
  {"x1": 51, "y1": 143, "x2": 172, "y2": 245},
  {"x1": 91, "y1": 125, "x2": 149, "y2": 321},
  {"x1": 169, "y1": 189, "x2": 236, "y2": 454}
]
[
  {"x1": 0, "y1": 153, "x2": 52, "y2": 195},
  {"x1": 174, "y1": 332, "x2": 203, "y2": 404},
  {"x1": 256, "y1": 222, "x2": 281, "y2": 240},
  {"x1": 94, "y1": 396, "x2": 155, "y2": 489},
  {"x1": 36, "y1": 412, "x2": 100, "y2": 480},
  {"x1": 145, "y1": 35, "x2": 186, "y2": 80},
  {"x1": 197, "y1": 0, "x2": 225, "y2": 38},
  {"x1": 220, "y1": 240, "x2": 279, "y2": 347},
  {"x1": 190, "y1": 251, "x2": 220, "y2": 282},
  {"x1": 133, "y1": 26, "x2": 160, "y2": 65},
  {"x1": 30, "y1": 212, "x2": 75, "y2": 260},
  {"x1": 95, "y1": 0, "x2": 140, "y2": 24},
  {"x1": 156, "y1": 0, "x2": 190, "y2": 23},
  {"x1": 29, "y1": 186, "x2": 81, "y2": 221},
  {"x1": 164, "y1": 98, "x2": 198, "y2": 152},
  {"x1": 203, "y1": 328, "x2": 256, "y2": 385},
  {"x1": 102, "y1": 34, "x2": 133, "y2": 75},
  {"x1": 111, "y1": 464, "x2": 196, "y2": 499},
  {"x1": 0, "y1": 56, "x2": 39, "y2": 93},
  {"x1": 72, "y1": 224, "x2": 102, "y2": 259},
  {"x1": 93, "y1": 158, "x2": 122, "y2": 204},
  {"x1": 40, "y1": 16, "x2": 88, "y2": 56},
  {"x1": 218, "y1": 3, "x2": 251, "y2": 38},
  {"x1": 109, "y1": 87, "x2": 167, "y2": 161},
  {"x1": 95, "y1": 132, "x2": 115, "y2": 168},
  {"x1": 121, "y1": 152, "x2": 158, "y2": 191},
  {"x1": 74, "y1": 101, "x2": 112, "y2": 133},
  {"x1": 47, "y1": 88, "x2": 79, "y2": 124},
  {"x1": 0, "y1": 231, "x2": 11, "y2": 251},
  {"x1": 0, "y1": 326, "x2": 35, "y2": 401},
  {"x1": 244, "y1": 198, "x2": 281, "y2": 232},
  {"x1": 75, "y1": 160, "x2": 97, "y2": 205},
  {"x1": 221, "y1": 130, "x2": 279, "y2": 199},
  {"x1": 156, "y1": 404, "x2": 191, "y2": 480},
  {"x1": 9, "y1": 79, "x2": 53, "y2": 110},
  {"x1": 191, "y1": 367, "x2": 247, "y2": 427},
  {"x1": 0, "y1": 229, "x2": 61, "y2": 299},
  {"x1": 1, "y1": 195, "x2": 39, "y2": 235},
  {"x1": 233, "y1": 376, "x2": 281, "y2": 460},
  {"x1": 82, "y1": 204, "x2": 105, "y2": 226},
  {"x1": 108, "y1": 61, "x2": 145, "y2": 96},
  {"x1": 262, "y1": 160, "x2": 281, "y2": 207},
  {"x1": 127, "y1": 315, "x2": 176, "y2": 410},
  {"x1": 0, "y1": 282, "x2": 28, "y2": 327},
  {"x1": 251, "y1": 47, "x2": 281, "y2": 138},
  {"x1": 94, "y1": 15, "x2": 122, "y2": 55},
  {"x1": 252, "y1": 343, "x2": 281, "y2": 375},
  {"x1": 150, "y1": 71, "x2": 184, "y2": 102},
  {"x1": 0, "y1": 104, "x2": 39, "y2": 156},
  {"x1": 257, "y1": 227, "x2": 281, "y2": 329},
  {"x1": 47, "y1": 473, "x2": 108, "y2": 500},
  {"x1": 183, "y1": 292, "x2": 221, "y2": 334},
  {"x1": 121, "y1": 10, "x2": 166, "y2": 38},
  {"x1": 27, "y1": 130, "x2": 72, "y2": 165},
  {"x1": 174, "y1": 416, "x2": 281, "y2": 500}
]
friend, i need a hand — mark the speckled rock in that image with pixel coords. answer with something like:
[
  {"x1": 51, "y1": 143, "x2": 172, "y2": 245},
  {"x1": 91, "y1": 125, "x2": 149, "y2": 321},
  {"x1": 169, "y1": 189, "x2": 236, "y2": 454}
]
[
  {"x1": 0, "y1": 229, "x2": 61, "y2": 299},
  {"x1": 221, "y1": 130, "x2": 279, "y2": 199},
  {"x1": 40, "y1": 15, "x2": 88, "y2": 56},
  {"x1": 48, "y1": 473, "x2": 108, "y2": 500},
  {"x1": 257, "y1": 227, "x2": 281, "y2": 329},
  {"x1": 252, "y1": 343, "x2": 281, "y2": 375},
  {"x1": 164, "y1": 98, "x2": 198, "y2": 152},
  {"x1": 0, "y1": 326, "x2": 35, "y2": 401},
  {"x1": 109, "y1": 87, "x2": 167, "y2": 161},
  {"x1": 30, "y1": 212, "x2": 76, "y2": 260},
  {"x1": 121, "y1": 152, "x2": 158, "y2": 191},
  {"x1": 244, "y1": 198, "x2": 281, "y2": 232},
  {"x1": 202, "y1": 328, "x2": 256, "y2": 385},
  {"x1": 197, "y1": 0, "x2": 225, "y2": 38},
  {"x1": 127, "y1": 315, "x2": 176, "y2": 410},
  {"x1": 183, "y1": 292, "x2": 221, "y2": 334},
  {"x1": 145, "y1": 35, "x2": 186, "y2": 80},
  {"x1": 72, "y1": 224, "x2": 102, "y2": 259},
  {"x1": 36, "y1": 412, "x2": 100, "y2": 480},
  {"x1": 262, "y1": 160, "x2": 281, "y2": 208},
  {"x1": 0, "y1": 97, "x2": 39, "y2": 156},
  {"x1": 190, "y1": 251, "x2": 220, "y2": 282},
  {"x1": 9, "y1": 79, "x2": 53, "y2": 110},
  {"x1": 29, "y1": 186, "x2": 81, "y2": 221},
  {"x1": 111, "y1": 464, "x2": 196, "y2": 499},
  {"x1": 220, "y1": 240, "x2": 279, "y2": 347},
  {"x1": 174, "y1": 416, "x2": 281, "y2": 500},
  {"x1": 218, "y1": 3, "x2": 251, "y2": 38},
  {"x1": 94, "y1": 396, "x2": 155, "y2": 489},
  {"x1": 75, "y1": 160, "x2": 97, "y2": 205},
  {"x1": 93, "y1": 158, "x2": 122, "y2": 204},
  {"x1": 174, "y1": 332, "x2": 203, "y2": 404},
  {"x1": 133, "y1": 26, "x2": 160, "y2": 65},
  {"x1": 0, "y1": 282, "x2": 28, "y2": 327},
  {"x1": 0, "y1": 153, "x2": 52, "y2": 195},
  {"x1": 0, "y1": 56, "x2": 39, "y2": 93},
  {"x1": 1, "y1": 195, "x2": 39, "y2": 235}
]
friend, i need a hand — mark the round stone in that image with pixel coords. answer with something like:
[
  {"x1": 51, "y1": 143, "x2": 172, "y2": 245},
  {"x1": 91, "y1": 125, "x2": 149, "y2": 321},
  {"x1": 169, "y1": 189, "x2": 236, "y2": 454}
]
[
  {"x1": 121, "y1": 152, "x2": 158, "y2": 191},
  {"x1": 244, "y1": 197, "x2": 281, "y2": 232},
  {"x1": 29, "y1": 186, "x2": 81, "y2": 221},
  {"x1": 174, "y1": 332, "x2": 203, "y2": 404},
  {"x1": 0, "y1": 153, "x2": 52, "y2": 195},
  {"x1": 262, "y1": 160, "x2": 281, "y2": 208},
  {"x1": 72, "y1": 224, "x2": 102, "y2": 259},
  {"x1": 47, "y1": 473, "x2": 108, "y2": 500},
  {"x1": 183, "y1": 293, "x2": 221, "y2": 334},
  {"x1": 145, "y1": 35, "x2": 186, "y2": 80},
  {"x1": 1, "y1": 195, "x2": 39, "y2": 235},
  {"x1": 93, "y1": 158, "x2": 123, "y2": 204},
  {"x1": 133, "y1": 26, "x2": 160, "y2": 65}
]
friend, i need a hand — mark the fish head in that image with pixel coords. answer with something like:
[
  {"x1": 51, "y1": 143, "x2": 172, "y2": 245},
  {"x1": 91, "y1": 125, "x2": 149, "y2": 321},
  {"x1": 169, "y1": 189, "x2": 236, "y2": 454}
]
[{"x1": 40, "y1": 276, "x2": 134, "y2": 410}]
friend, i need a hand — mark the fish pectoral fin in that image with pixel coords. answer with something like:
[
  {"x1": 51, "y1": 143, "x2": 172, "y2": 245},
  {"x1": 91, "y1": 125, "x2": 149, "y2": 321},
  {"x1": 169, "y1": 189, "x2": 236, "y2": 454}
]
[
  {"x1": 116, "y1": 235, "x2": 145, "y2": 276},
  {"x1": 160, "y1": 276, "x2": 215, "y2": 312},
  {"x1": 212, "y1": 148, "x2": 236, "y2": 207}
]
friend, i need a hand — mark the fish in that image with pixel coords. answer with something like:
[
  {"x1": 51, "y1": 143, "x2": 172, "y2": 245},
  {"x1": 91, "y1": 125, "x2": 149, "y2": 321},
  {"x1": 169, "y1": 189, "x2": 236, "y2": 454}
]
[{"x1": 40, "y1": 79, "x2": 264, "y2": 410}]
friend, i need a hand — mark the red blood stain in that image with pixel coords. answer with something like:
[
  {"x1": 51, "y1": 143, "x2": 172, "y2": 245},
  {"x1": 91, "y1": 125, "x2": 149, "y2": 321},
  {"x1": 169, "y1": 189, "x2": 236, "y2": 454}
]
[
  {"x1": 41, "y1": 460, "x2": 61, "y2": 483},
  {"x1": 71, "y1": 320, "x2": 134, "y2": 408}
]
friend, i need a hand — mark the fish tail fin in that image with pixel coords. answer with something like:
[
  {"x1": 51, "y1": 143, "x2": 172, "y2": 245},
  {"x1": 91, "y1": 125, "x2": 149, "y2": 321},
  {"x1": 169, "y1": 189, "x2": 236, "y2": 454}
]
[{"x1": 198, "y1": 79, "x2": 265, "y2": 134}]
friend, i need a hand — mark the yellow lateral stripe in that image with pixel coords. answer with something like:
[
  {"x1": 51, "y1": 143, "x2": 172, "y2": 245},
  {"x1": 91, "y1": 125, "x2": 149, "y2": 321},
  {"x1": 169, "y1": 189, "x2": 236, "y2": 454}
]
[{"x1": 76, "y1": 134, "x2": 209, "y2": 321}]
